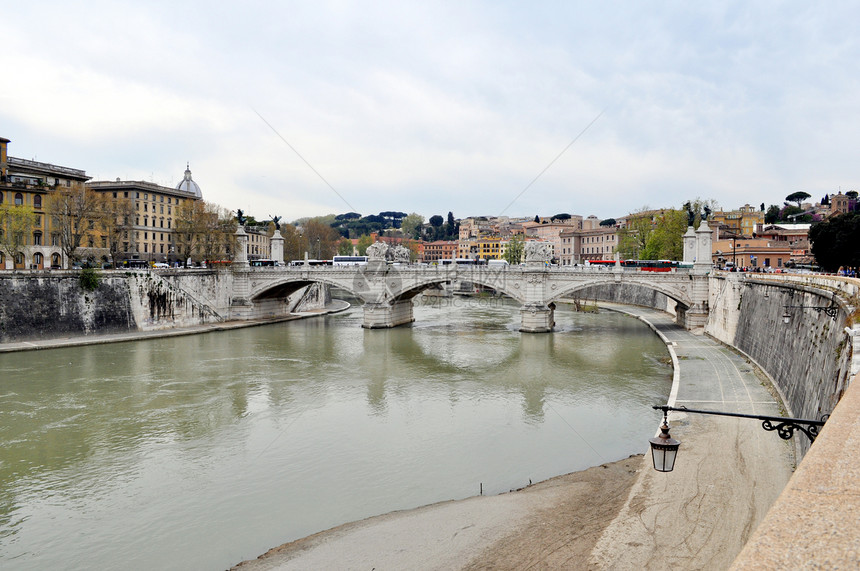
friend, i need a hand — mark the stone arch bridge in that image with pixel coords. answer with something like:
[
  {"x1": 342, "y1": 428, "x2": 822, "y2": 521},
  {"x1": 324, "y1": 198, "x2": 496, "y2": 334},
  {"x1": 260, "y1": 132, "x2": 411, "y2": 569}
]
[{"x1": 230, "y1": 261, "x2": 711, "y2": 332}]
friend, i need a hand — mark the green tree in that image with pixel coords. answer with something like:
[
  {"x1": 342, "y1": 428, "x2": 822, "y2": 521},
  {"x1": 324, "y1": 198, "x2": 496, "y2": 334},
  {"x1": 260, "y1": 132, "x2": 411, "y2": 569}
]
[
  {"x1": 599, "y1": 218, "x2": 616, "y2": 227},
  {"x1": 0, "y1": 203, "x2": 37, "y2": 267},
  {"x1": 765, "y1": 205, "x2": 780, "y2": 224},
  {"x1": 337, "y1": 238, "x2": 354, "y2": 255},
  {"x1": 356, "y1": 234, "x2": 373, "y2": 256},
  {"x1": 809, "y1": 213, "x2": 860, "y2": 272},
  {"x1": 786, "y1": 191, "x2": 811, "y2": 208},
  {"x1": 504, "y1": 234, "x2": 525, "y2": 264},
  {"x1": 400, "y1": 213, "x2": 425, "y2": 240},
  {"x1": 640, "y1": 209, "x2": 687, "y2": 260},
  {"x1": 617, "y1": 208, "x2": 654, "y2": 259}
]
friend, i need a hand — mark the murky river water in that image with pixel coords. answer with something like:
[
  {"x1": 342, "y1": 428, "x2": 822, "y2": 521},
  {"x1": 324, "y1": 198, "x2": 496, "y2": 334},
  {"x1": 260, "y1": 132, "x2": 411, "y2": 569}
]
[{"x1": 0, "y1": 296, "x2": 671, "y2": 570}]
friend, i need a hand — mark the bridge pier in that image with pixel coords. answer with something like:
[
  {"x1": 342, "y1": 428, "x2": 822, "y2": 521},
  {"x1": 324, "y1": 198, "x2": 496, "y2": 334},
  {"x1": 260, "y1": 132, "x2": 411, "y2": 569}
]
[
  {"x1": 519, "y1": 303, "x2": 555, "y2": 333},
  {"x1": 362, "y1": 299, "x2": 415, "y2": 329}
]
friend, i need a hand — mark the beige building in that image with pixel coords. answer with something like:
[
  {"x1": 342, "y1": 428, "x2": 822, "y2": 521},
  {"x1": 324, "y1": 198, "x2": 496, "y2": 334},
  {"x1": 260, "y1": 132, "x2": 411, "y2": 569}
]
[
  {"x1": 0, "y1": 137, "x2": 92, "y2": 269},
  {"x1": 558, "y1": 220, "x2": 620, "y2": 265},
  {"x1": 87, "y1": 165, "x2": 204, "y2": 264},
  {"x1": 711, "y1": 204, "x2": 764, "y2": 238}
]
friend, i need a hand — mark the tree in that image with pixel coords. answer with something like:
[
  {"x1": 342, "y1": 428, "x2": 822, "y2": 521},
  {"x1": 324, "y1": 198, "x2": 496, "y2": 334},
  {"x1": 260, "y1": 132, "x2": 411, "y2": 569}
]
[
  {"x1": 552, "y1": 213, "x2": 571, "y2": 221},
  {"x1": 0, "y1": 203, "x2": 36, "y2": 268},
  {"x1": 400, "y1": 213, "x2": 425, "y2": 240},
  {"x1": 356, "y1": 234, "x2": 373, "y2": 256},
  {"x1": 198, "y1": 204, "x2": 237, "y2": 262},
  {"x1": 847, "y1": 191, "x2": 858, "y2": 200},
  {"x1": 504, "y1": 234, "x2": 525, "y2": 264},
  {"x1": 617, "y1": 208, "x2": 654, "y2": 259},
  {"x1": 599, "y1": 218, "x2": 616, "y2": 227},
  {"x1": 534, "y1": 215, "x2": 540, "y2": 223},
  {"x1": 281, "y1": 224, "x2": 305, "y2": 261},
  {"x1": 97, "y1": 193, "x2": 134, "y2": 266},
  {"x1": 379, "y1": 211, "x2": 407, "y2": 228},
  {"x1": 429, "y1": 215, "x2": 443, "y2": 228},
  {"x1": 46, "y1": 185, "x2": 104, "y2": 267},
  {"x1": 303, "y1": 219, "x2": 341, "y2": 259},
  {"x1": 640, "y1": 209, "x2": 687, "y2": 260},
  {"x1": 337, "y1": 238, "x2": 354, "y2": 255},
  {"x1": 764, "y1": 205, "x2": 780, "y2": 224},
  {"x1": 809, "y1": 213, "x2": 860, "y2": 272},
  {"x1": 174, "y1": 200, "x2": 208, "y2": 266},
  {"x1": 786, "y1": 191, "x2": 811, "y2": 208},
  {"x1": 444, "y1": 211, "x2": 458, "y2": 239}
]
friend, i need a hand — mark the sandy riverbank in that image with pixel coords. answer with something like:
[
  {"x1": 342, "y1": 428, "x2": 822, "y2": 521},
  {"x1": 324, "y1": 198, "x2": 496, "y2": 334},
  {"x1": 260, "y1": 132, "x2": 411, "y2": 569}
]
[{"x1": 231, "y1": 454, "x2": 644, "y2": 570}]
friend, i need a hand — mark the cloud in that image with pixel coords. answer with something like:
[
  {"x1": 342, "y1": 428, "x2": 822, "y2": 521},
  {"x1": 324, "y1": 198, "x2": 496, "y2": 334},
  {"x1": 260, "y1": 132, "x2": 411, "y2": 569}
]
[{"x1": 4, "y1": 1, "x2": 860, "y2": 222}]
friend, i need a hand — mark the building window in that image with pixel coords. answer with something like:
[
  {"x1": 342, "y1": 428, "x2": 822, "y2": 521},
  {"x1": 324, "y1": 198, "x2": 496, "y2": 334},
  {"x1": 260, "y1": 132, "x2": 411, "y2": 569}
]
[
  {"x1": 51, "y1": 253, "x2": 61, "y2": 268},
  {"x1": 15, "y1": 253, "x2": 24, "y2": 265},
  {"x1": 33, "y1": 232, "x2": 42, "y2": 246},
  {"x1": 0, "y1": 192, "x2": 3, "y2": 204},
  {"x1": 15, "y1": 193, "x2": 23, "y2": 205},
  {"x1": 34, "y1": 253, "x2": 43, "y2": 266},
  {"x1": 124, "y1": 191, "x2": 128, "y2": 198},
  {"x1": 34, "y1": 195, "x2": 42, "y2": 209}
]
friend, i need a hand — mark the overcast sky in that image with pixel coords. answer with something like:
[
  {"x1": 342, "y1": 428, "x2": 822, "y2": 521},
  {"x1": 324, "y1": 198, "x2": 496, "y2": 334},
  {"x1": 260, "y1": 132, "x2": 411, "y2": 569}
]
[{"x1": 4, "y1": 1, "x2": 859, "y2": 222}]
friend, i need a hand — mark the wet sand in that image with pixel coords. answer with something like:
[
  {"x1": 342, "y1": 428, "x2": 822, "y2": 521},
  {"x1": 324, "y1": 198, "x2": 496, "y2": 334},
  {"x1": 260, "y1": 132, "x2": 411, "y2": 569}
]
[{"x1": 231, "y1": 455, "x2": 644, "y2": 571}]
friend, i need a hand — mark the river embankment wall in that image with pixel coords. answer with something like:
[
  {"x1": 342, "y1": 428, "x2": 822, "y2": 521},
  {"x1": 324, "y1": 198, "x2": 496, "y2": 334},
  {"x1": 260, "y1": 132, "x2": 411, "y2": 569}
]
[
  {"x1": 0, "y1": 269, "x2": 327, "y2": 343},
  {"x1": 706, "y1": 273, "x2": 857, "y2": 456}
]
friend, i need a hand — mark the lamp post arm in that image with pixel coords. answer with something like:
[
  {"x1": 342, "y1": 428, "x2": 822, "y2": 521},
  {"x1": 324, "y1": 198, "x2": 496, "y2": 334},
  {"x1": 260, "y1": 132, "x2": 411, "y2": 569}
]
[{"x1": 653, "y1": 405, "x2": 828, "y2": 443}]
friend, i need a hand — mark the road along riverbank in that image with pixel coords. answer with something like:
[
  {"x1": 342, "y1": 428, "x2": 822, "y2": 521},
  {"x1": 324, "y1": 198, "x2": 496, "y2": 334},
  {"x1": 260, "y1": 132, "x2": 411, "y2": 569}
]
[{"x1": 232, "y1": 304, "x2": 795, "y2": 570}]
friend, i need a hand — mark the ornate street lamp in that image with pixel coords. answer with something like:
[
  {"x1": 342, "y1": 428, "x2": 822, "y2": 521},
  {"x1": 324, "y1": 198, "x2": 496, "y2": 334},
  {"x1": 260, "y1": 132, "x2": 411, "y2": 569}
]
[
  {"x1": 649, "y1": 405, "x2": 828, "y2": 473},
  {"x1": 649, "y1": 408, "x2": 680, "y2": 472}
]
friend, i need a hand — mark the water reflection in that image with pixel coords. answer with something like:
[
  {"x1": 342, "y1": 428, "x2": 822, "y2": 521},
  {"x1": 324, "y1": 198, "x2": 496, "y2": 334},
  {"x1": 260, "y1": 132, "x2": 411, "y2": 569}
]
[{"x1": 0, "y1": 298, "x2": 671, "y2": 570}]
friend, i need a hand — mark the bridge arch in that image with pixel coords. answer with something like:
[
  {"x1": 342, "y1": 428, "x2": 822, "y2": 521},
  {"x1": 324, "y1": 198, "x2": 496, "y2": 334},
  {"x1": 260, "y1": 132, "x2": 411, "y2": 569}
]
[
  {"x1": 248, "y1": 274, "x2": 363, "y2": 302},
  {"x1": 547, "y1": 277, "x2": 694, "y2": 310},
  {"x1": 388, "y1": 273, "x2": 527, "y2": 304}
]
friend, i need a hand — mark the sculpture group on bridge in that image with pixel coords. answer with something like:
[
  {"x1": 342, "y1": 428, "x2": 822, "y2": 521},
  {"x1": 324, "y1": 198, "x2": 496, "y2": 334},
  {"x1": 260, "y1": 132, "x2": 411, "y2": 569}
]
[{"x1": 366, "y1": 241, "x2": 411, "y2": 264}]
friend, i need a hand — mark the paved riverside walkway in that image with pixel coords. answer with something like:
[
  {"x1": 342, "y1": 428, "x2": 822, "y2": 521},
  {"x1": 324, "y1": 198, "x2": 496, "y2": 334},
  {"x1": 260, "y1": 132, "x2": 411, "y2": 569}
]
[
  {"x1": 588, "y1": 304, "x2": 795, "y2": 570},
  {"x1": 234, "y1": 304, "x2": 796, "y2": 570}
]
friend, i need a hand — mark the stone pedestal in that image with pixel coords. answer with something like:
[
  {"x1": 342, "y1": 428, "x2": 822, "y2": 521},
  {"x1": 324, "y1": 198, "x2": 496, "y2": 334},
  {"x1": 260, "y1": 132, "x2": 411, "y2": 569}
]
[
  {"x1": 519, "y1": 303, "x2": 555, "y2": 333},
  {"x1": 695, "y1": 220, "x2": 713, "y2": 271},
  {"x1": 683, "y1": 226, "x2": 697, "y2": 263},
  {"x1": 233, "y1": 227, "x2": 249, "y2": 269},
  {"x1": 362, "y1": 299, "x2": 415, "y2": 329},
  {"x1": 270, "y1": 232, "x2": 284, "y2": 265}
]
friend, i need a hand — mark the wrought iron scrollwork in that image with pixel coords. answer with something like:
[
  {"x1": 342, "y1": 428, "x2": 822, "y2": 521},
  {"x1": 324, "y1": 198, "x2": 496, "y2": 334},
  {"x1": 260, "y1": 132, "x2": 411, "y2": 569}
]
[{"x1": 654, "y1": 405, "x2": 828, "y2": 444}]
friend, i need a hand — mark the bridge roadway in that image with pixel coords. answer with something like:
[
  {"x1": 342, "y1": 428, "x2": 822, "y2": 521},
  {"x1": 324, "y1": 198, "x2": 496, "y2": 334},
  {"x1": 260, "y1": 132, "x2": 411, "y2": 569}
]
[{"x1": 231, "y1": 261, "x2": 711, "y2": 332}]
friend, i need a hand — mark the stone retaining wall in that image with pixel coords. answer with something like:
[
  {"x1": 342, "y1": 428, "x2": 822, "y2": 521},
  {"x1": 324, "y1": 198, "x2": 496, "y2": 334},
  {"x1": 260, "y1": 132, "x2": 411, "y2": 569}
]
[
  {"x1": 706, "y1": 273, "x2": 857, "y2": 456},
  {"x1": 0, "y1": 269, "x2": 327, "y2": 343}
]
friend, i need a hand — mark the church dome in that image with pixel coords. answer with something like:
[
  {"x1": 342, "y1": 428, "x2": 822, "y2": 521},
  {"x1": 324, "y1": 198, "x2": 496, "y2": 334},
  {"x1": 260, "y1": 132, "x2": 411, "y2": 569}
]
[{"x1": 175, "y1": 163, "x2": 202, "y2": 198}]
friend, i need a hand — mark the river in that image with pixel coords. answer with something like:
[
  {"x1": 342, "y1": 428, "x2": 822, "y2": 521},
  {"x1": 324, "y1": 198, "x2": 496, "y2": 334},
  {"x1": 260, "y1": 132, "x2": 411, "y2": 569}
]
[{"x1": 0, "y1": 295, "x2": 671, "y2": 570}]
